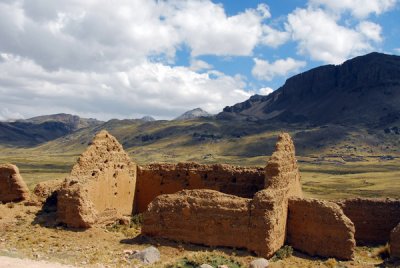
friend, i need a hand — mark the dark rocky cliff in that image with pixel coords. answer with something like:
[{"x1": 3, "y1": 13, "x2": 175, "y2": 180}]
[{"x1": 219, "y1": 52, "x2": 400, "y2": 126}]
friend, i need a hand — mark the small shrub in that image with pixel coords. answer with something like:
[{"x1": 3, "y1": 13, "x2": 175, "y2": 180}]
[
  {"x1": 130, "y1": 214, "x2": 143, "y2": 228},
  {"x1": 324, "y1": 258, "x2": 337, "y2": 268},
  {"x1": 272, "y1": 245, "x2": 293, "y2": 261},
  {"x1": 7, "y1": 202, "x2": 14, "y2": 208},
  {"x1": 167, "y1": 254, "x2": 243, "y2": 268}
]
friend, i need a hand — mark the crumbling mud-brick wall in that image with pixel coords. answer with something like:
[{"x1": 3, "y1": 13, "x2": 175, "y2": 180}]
[
  {"x1": 33, "y1": 179, "x2": 63, "y2": 201},
  {"x1": 143, "y1": 133, "x2": 304, "y2": 258},
  {"x1": 0, "y1": 164, "x2": 30, "y2": 203},
  {"x1": 287, "y1": 198, "x2": 355, "y2": 260},
  {"x1": 391, "y1": 223, "x2": 400, "y2": 259},
  {"x1": 57, "y1": 130, "x2": 136, "y2": 228},
  {"x1": 265, "y1": 133, "x2": 302, "y2": 198},
  {"x1": 337, "y1": 198, "x2": 400, "y2": 245},
  {"x1": 249, "y1": 188, "x2": 289, "y2": 257},
  {"x1": 143, "y1": 189, "x2": 289, "y2": 258},
  {"x1": 136, "y1": 163, "x2": 264, "y2": 212},
  {"x1": 143, "y1": 190, "x2": 252, "y2": 249}
]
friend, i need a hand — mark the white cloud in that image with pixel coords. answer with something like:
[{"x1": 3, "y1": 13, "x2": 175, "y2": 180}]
[
  {"x1": 0, "y1": 108, "x2": 24, "y2": 121},
  {"x1": 260, "y1": 25, "x2": 290, "y2": 48},
  {"x1": 0, "y1": 0, "x2": 276, "y2": 119},
  {"x1": 285, "y1": 8, "x2": 381, "y2": 64},
  {"x1": 259, "y1": 87, "x2": 274, "y2": 95},
  {"x1": 394, "y1": 48, "x2": 400, "y2": 54},
  {"x1": 189, "y1": 59, "x2": 213, "y2": 72},
  {"x1": 0, "y1": 54, "x2": 252, "y2": 120},
  {"x1": 357, "y1": 21, "x2": 383, "y2": 42},
  {"x1": 0, "y1": 0, "x2": 274, "y2": 72},
  {"x1": 252, "y1": 57, "x2": 306, "y2": 81},
  {"x1": 309, "y1": 0, "x2": 397, "y2": 18},
  {"x1": 167, "y1": 2, "x2": 267, "y2": 56}
]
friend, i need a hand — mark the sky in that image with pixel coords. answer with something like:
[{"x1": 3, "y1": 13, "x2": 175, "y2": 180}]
[{"x1": 0, "y1": 0, "x2": 399, "y2": 121}]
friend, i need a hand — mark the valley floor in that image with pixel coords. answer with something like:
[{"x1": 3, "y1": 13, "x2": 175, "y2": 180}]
[{"x1": 1, "y1": 150, "x2": 399, "y2": 200}]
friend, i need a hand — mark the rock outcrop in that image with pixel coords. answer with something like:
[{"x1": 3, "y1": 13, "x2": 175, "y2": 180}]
[
  {"x1": 136, "y1": 163, "x2": 264, "y2": 213},
  {"x1": 0, "y1": 164, "x2": 30, "y2": 202},
  {"x1": 287, "y1": 198, "x2": 355, "y2": 260},
  {"x1": 265, "y1": 133, "x2": 302, "y2": 198},
  {"x1": 218, "y1": 52, "x2": 400, "y2": 126},
  {"x1": 337, "y1": 198, "x2": 400, "y2": 245},
  {"x1": 56, "y1": 130, "x2": 136, "y2": 228},
  {"x1": 390, "y1": 223, "x2": 400, "y2": 258}
]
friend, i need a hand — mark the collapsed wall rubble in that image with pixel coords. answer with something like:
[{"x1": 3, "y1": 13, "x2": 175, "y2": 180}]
[
  {"x1": 287, "y1": 198, "x2": 356, "y2": 260},
  {"x1": 56, "y1": 130, "x2": 137, "y2": 228},
  {"x1": 337, "y1": 198, "x2": 400, "y2": 245},
  {"x1": 136, "y1": 163, "x2": 264, "y2": 213},
  {"x1": 0, "y1": 163, "x2": 30, "y2": 202}
]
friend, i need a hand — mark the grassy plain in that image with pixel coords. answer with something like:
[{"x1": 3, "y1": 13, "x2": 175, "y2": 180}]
[{"x1": 1, "y1": 143, "x2": 399, "y2": 200}]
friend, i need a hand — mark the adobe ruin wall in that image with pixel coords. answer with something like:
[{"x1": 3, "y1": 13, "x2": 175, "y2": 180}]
[
  {"x1": 336, "y1": 198, "x2": 400, "y2": 245},
  {"x1": 135, "y1": 163, "x2": 264, "y2": 213},
  {"x1": 287, "y1": 198, "x2": 355, "y2": 260},
  {"x1": 56, "y1": 130, "x2": 137, "y2": 228},
  {"x1": 3, "y1": 129, "x2": 400, "y2": 260}
]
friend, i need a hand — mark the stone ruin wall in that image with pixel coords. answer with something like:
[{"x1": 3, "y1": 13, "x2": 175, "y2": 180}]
[
  {"x1": 336, "y1": 198, "x2": 400, "y2": 245},
  {"x1": 135, "y1": 163, "x2": 264, "y2": 213}
]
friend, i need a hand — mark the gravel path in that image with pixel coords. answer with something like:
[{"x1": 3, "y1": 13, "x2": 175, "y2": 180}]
[{"x1": 0, "y1": 256, "x2": 77, "y2": 268}]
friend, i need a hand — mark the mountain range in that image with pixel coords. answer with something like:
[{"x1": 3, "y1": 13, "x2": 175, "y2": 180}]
[
  {"x1": 1, "y1": 52, "x2": 399, "y2": 160},
  {"x1": 219, "y1": 52, "x2": 400, "y2": 126}
]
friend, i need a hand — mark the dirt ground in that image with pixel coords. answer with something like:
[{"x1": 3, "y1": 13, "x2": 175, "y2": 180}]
[{"x1": 1, "y1": 202, "x2": 399, "y2": 268}]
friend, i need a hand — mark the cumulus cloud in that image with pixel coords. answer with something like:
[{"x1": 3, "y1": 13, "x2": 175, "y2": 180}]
[
  {"x1": 357, "y1": 21, "x2": 383, "y2": 42},
  {"x1": 0, "y1": 54, "x2": 252, "y2": 120},
  {"x1": 252, "y1": 57, "x2": 306, "y2": 81},
  {"x1": 309, "y1": 0, "x2": 397, "y2": 18},
  {"x1": 189, "y1": 59, "x2": 213, "y2": 72},
  {"x1": 260, "y1": 25, "x2": 290, "y2": 48},
  {"x1": 0, "y1": 0, "x2": 275, "y2": 119},
  {"x1": 259, "y1": 87, "x2": 274, "y2": 95},
  {"x1": 285, "y1": 8, "x2": 383, "y2": 64},
  {"x1": 166, "y1": 1, "x2": 267, "y2": 56},
  {"x1": 0, "y1": 0, "x2": 275, "y2": 71},
  {"x1": 0, "y1": 108, "x2": 24, "y2": 121}
]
